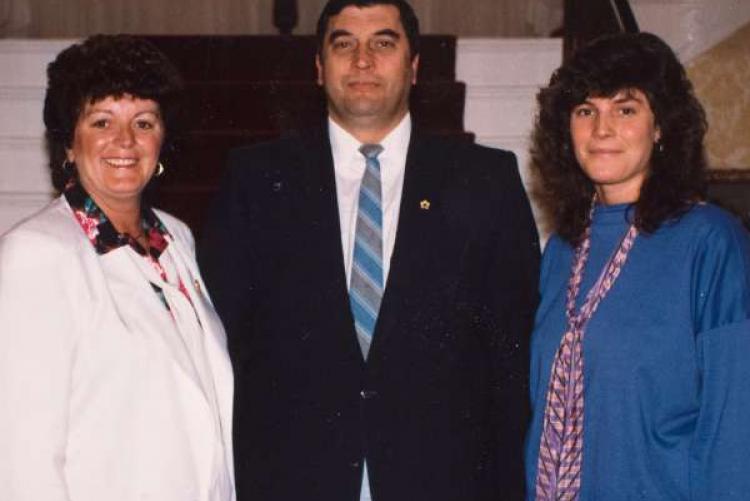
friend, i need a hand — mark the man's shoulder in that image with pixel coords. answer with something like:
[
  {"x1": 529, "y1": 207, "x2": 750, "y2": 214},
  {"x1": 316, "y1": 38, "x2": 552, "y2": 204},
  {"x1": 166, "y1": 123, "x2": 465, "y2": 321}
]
[
  {"x1": 221, "y1": 131, "x2": 327, "y2": 188},
  {"x1": 414, "y1": 135, "x2": 521, "y2": 188},
  {"x1": 213, "y1": 130, "x2": 330, "y2": 204},
  {"x1": 416, "y1": 134, "x2": 517, "y2": 168}
]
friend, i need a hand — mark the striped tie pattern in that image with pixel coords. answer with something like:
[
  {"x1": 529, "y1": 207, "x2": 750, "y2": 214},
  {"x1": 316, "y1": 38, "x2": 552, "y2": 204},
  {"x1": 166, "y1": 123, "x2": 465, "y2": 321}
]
[{"x1": 350, "y1": 144, "x2": 384, "y2": 359}]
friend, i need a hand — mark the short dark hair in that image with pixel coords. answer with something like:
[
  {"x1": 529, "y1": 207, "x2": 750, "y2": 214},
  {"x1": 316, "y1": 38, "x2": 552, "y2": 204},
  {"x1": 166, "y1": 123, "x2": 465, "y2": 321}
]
[
  {"x1": 43, "y1": 34, "x2": 184, "y2": 191},
  {"x1": 531, "y1": 32, "x2": 708, "y2": 243},
  {"x1": 316, "y1": 0, "x2": 420, "y2": 60}
]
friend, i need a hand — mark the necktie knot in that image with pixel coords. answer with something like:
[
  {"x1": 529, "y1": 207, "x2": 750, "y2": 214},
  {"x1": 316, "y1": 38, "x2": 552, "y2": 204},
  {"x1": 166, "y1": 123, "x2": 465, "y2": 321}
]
[{"x1": 359, "y1": 143, "x2": 383, "y2": 160}]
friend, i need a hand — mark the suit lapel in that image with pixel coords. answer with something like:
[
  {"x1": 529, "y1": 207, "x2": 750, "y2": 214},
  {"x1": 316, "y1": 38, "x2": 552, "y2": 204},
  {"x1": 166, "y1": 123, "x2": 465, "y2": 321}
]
[
  {"x1": 298, "y1": 129, "x2": 365, "y2": 364},
  {"x1": 300, "y1": 129, "x2": 458, "y2": 363},
  {"x1": 369, "y1": 132, "x2": 457, "y2": 357}
]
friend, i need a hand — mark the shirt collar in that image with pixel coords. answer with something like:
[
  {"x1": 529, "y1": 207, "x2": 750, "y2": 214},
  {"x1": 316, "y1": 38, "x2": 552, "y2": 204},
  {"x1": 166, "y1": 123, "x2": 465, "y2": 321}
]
[
  {"x1": 328, "y1": 113, "x2": 412, "y2": 169},
  {"x1": 63, "y1": 179, "x2": 170, "y2": 259}
]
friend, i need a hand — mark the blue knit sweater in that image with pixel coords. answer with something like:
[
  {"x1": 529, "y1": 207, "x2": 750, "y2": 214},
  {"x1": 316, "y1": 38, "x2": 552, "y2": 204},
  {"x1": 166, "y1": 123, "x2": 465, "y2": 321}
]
[{"x1": 525, "y1": 203, "x2": 750, "y2": 500}]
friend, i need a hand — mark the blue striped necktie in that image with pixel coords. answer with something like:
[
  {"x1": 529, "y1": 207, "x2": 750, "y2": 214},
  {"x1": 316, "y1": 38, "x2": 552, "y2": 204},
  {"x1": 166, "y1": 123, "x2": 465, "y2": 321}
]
[{"x1": 350, "y1": 143, "x2": 384, "y2": 359}]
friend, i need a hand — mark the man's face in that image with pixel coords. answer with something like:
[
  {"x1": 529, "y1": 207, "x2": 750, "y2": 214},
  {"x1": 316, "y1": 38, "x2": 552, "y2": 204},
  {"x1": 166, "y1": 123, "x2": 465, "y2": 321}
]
[{"x1": 316, "y1": 4, "x2": 419, "y2": 140}]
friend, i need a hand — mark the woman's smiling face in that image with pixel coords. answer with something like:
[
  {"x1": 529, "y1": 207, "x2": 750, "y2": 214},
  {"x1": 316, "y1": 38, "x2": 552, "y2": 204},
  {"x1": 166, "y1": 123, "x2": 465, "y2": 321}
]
[
  {"x1": 66, "y1": 94, "x2": 164, "y2": 210},
  {"x1": 570, "y1": 88, "x2": 661, "y2": 205}
]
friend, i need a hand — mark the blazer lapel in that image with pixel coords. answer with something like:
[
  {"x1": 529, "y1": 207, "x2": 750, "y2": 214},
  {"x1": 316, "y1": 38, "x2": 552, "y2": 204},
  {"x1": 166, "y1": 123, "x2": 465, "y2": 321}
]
[
  {"x1": 164, "y1": 236, "x2": 235, "y2": 471},
  {"x1": 297, "y1": 130, "x2": 366, "y2": 363},
  {"x1": 99, "y1": 248, "x2": 206, "y2": 394},
  {"x1": 369, "y1": 132, "x2": 459, "y2": 357}
]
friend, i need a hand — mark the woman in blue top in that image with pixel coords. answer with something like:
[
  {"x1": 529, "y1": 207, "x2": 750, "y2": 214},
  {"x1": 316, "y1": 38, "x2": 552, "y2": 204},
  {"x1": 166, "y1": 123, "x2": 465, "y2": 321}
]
[{"x1": 525, "y1": 32, "x2": 750, "y2": 500}]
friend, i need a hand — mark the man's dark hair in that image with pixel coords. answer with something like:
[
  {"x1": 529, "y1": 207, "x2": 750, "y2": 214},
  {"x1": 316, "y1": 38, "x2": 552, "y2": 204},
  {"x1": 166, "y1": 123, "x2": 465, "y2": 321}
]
[
  {"x1": 316, "y1": 0, "x2": 420, "y2": 60},
  {"x1": 43, "y1": 34, "x2": 184, "y2": 191},
  {"x1": 531, "y1": 32, "x2": 708, "y2": 243}
]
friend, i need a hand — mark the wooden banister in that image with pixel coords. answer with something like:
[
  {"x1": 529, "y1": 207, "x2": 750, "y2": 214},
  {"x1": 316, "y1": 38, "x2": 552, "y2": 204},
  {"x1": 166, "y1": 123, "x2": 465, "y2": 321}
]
[
  {"x1": 273, "y1": 0, "x2": 298, "y2": 35},
  {"x1": 564, "y1": 0, "x2": 639, "y2": 59}
]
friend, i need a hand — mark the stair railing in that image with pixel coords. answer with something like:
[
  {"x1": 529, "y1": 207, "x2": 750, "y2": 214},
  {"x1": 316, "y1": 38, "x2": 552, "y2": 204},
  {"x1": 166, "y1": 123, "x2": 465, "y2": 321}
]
[
  {"x1": 563, "y1": 0, "x2": 639, "y2": 59},
  {"x1": 273, "y1": 0, "x2": 298, "y2": 35}
]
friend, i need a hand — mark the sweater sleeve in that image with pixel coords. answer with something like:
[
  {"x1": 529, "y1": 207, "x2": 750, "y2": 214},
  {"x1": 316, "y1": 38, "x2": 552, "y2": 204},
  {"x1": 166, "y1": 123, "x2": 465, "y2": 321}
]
[
  {"x1": 691, "y1": 215, "x2": 750, "y2": 332},
  {"x1": 0, "y1": 229, "x2": 80, "y2": 501},
  {"x1": 689, "y1": 215, "x2": 750, "y2": 500}
]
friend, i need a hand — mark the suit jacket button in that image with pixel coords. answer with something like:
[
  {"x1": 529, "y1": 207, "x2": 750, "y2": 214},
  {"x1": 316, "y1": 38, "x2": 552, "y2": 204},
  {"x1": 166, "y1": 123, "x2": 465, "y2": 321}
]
[
  {"x1": 360, "y1": 390, "x2": 378, "y2": 399},
  {"x1": 350, "y1": 460, "x2": 361, "y2": 468}
]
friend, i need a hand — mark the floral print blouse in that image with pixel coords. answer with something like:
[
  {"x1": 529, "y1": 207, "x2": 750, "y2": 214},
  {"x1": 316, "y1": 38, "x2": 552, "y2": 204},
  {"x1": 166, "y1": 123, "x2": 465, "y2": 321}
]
[{"x1": 64, "y1": 180, "x2": 192, "y2": 311}]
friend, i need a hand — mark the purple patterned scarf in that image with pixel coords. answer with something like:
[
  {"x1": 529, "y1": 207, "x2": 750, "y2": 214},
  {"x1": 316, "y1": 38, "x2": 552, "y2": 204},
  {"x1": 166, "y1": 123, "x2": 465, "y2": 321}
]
[{"x1": 535, "y1": 202, "x2": 638, "y2": 500}]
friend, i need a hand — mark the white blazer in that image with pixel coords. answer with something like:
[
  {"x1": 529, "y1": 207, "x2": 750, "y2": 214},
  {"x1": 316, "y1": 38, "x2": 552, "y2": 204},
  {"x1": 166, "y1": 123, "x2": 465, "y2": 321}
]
[{"x1": 0, "y1": 196, "x2": 236, "y2": 501}]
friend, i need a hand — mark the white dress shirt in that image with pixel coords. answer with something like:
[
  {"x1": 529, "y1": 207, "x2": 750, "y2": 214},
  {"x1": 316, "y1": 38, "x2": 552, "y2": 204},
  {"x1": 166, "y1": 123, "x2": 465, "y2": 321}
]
[
  {"x1": 329, "y1": 113, "x2": 411, "y2": 288},
  {"x1": 328, "y1": 113, "x2": 412, "y2": 501}
]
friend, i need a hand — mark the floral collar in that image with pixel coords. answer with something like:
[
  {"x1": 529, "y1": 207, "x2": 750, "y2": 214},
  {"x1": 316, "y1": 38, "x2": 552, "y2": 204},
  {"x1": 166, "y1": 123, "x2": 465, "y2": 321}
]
[{"x1": 63, "y1": 180, "x2": 170, "y2": 260}]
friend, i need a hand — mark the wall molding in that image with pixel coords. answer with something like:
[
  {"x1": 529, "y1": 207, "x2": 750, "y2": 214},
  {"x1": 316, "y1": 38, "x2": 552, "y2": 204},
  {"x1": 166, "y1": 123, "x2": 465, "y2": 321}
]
[
  {"x1": 0, "y1": 86, "x2": 44, "y2": 100},
  {"x1": 0, "y1": 191, "x2": 53, "y2": 235},
  {"x1": 0, "y1": 39, "x2": 76, "y2": 53},
  {"x1": 466, "y1": 84, "x2": 542, "y2": 99},
  {"x1": 0, "y1": 191, "x2": 54, "y2": 201},
  {"x1": 457, "y1": 38, "x2": 563, "y2": 53},
  {"x1": 457, "y1": 38, "x2": 562, "y2": 86},
  {"x1": 0, "y1": 135, "x2": 42, "y2": 148}
]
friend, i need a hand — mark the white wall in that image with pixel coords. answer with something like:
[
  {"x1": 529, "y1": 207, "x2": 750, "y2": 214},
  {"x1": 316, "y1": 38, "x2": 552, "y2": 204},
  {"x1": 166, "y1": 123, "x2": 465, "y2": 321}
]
[
  {"x1": 0, "y1": 40, "x2": 73, "y2": 233},
  {"x1": 632, "y1": 0, "x2": 750, "y2": 62},
  {"x1": 457, "y1": 38, "x2": 562, "y2": 240},
  {"x1": 457, "y1": 38, "x2": 562, "y2": 185}
]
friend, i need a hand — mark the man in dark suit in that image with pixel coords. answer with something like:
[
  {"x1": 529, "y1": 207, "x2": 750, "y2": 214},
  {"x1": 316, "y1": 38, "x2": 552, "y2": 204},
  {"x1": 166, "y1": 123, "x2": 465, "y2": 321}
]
[{"x1": 200, "y1": 1, "x2": 540, "y2": 500}]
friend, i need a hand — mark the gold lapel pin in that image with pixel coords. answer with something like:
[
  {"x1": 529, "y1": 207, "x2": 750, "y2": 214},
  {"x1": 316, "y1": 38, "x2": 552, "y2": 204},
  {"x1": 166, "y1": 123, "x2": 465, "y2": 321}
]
[
  {"x1": 420, "y1": 199, "x2": 431, "y2": 210},
  {"x1": 193, "y1": 279, "x2": 202, "y2": 294}
]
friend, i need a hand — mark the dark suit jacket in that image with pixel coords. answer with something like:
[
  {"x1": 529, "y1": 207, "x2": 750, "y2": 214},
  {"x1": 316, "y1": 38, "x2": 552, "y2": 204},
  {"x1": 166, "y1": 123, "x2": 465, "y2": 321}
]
[{"x1": 199, "y1": 127, "x2": 540, "y2": 501}]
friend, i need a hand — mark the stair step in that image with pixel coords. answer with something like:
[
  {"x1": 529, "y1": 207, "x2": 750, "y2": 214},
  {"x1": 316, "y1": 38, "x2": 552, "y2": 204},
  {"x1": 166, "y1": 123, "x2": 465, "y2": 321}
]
[
  {"x1": 161, "y1": 128, "x2": 475, "y2": 188},
  {"x1": 181, "y1": 81, "x2": 465, "y2": 131},
  {"x1": 144, "y1": 35, "x2": 456, "y2": 82},
  {"x1": 457, "y1": 38, "x2": 563, "y2": 87}
]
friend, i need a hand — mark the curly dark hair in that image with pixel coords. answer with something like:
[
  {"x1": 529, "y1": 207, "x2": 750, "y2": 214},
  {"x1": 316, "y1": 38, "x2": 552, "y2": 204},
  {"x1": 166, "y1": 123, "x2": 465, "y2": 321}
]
[
  {"x1": 43, "y1": 34, "x2": 184, "y2": 191},
  {"x1": 316, "y1": 0, "x2": 420, "y2": 60},
  {"x1": 531, "y1": 32, "x2": 708, "y2": 243}
]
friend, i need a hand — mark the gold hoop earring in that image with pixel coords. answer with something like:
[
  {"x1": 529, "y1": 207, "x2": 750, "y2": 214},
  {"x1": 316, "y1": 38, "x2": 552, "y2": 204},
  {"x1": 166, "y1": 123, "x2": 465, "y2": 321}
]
[
  {"x1": 62, "y1": 159, "x2": 73, "y2": 170},
  {"x1": 156, "y1": 162, "x2": 165, "y2": 177}
]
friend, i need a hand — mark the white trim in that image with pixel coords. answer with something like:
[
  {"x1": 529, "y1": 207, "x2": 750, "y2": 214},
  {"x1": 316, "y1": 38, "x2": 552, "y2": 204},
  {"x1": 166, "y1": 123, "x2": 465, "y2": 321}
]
[
  {"x1": 474, "y1": 134, "x2": 530, "y2": 147},
  {"x1": 0, "y1": 39, "x2": 78, "y2": 88},
  {"x1": 456, "y1": 38, "x2": 563, "y2": 87},
  {"x1": 465, "y1": 84, "x2": 542, "y2": 99},
  {"x1": 0, "y1": 135, "x2": 42, "y2": 148},
  {"x1": 0, "y1": 86, "x2": 45, "y2": 100},
  {"x1": 0, "y1": 39, "x2": 78, "y2": 53},
  {"x1": 0, "y1": 192, "x2": 53, "y2": 234},
  {"x1": 0, "y1": 191, "x2": 54, "y2": 200},
  {"x1": 457, "y1": 37, "x2": 563, "y2": 53},
  {"x1": 0, "y1": 137, "x2": 51, "y2": 193}
]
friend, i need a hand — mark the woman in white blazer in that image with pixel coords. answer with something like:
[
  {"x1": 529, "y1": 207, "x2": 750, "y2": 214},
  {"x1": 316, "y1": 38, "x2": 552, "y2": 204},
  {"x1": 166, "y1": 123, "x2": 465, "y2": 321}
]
[{"x1": 0, "y1": 35, "x2": 235, "y2": 501}]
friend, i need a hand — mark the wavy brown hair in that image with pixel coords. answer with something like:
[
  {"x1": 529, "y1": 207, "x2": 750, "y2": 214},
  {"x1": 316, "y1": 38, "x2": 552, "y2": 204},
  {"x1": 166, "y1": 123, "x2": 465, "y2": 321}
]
[{"x1": 531, "y1": 32, "x2": 707, "y2": 243}]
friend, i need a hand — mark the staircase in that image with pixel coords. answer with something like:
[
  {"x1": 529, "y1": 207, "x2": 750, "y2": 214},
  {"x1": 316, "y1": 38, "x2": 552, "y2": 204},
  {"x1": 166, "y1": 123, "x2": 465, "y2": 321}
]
[
  {"x1": 143, "y1": 35, "x2": 472, "y2": 233},
  {"x1": 0, "y1": 36, "x2": 561, "y2": 237}
]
